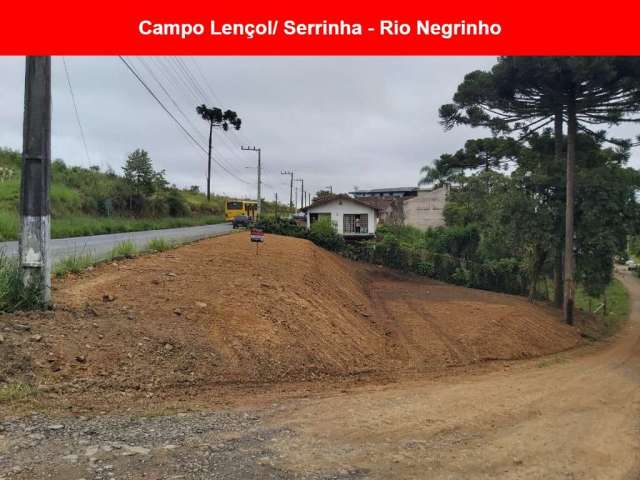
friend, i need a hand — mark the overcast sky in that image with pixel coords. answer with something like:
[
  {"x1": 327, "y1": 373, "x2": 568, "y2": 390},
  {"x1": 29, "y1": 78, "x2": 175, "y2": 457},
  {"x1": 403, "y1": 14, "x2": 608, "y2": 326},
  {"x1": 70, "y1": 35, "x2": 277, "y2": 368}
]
[{"x1": 1, "y1": 56, "x2": 639, "y2": 204}]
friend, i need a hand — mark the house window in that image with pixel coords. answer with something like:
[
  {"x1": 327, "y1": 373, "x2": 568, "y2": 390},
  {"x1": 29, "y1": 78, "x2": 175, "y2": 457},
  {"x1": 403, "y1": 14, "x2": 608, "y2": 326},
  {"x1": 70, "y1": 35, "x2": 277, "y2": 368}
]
[{"x1": 344, "y1": 214, "x2": 368, "y2": 234}]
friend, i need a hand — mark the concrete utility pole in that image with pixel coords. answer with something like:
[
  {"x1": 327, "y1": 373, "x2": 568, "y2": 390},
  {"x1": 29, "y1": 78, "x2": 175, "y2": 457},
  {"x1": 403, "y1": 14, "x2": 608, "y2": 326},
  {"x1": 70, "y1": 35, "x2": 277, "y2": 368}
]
[
  {"x1": 326, "y1": 185, "x2": 333, "y2": 193},
  {"x1": 20, "y1": 56, "x2": 52, "y2": 306},
  {"x1": 241, "y1": 146, "x2": 262, "y2": 218},
  {"x1": 281, "y1": 170, "x2": 294, "y2": 209},
  {"x1": 295, "y1": 178, "x2": 304, "y2": 209},
  {"x1": 274, "y1": 192, "x2": 279, "y2": 218},
  {"x1": 294, "y1": 186, "x2": 298, "y2": 209}
]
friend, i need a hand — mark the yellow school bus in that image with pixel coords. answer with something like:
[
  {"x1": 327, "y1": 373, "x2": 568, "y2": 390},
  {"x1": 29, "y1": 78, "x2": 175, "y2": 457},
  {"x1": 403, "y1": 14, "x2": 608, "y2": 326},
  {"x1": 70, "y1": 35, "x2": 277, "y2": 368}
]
[{"x1": 225, "y1": 200, "x2": 258, "y2": 221}]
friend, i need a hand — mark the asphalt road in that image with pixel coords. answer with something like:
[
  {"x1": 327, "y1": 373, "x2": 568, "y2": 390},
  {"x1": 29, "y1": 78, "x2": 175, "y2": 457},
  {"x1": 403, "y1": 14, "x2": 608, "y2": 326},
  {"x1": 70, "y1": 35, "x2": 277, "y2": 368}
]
[{"x1": 0, "y1": 222, "x2": 233, "y2": 263}]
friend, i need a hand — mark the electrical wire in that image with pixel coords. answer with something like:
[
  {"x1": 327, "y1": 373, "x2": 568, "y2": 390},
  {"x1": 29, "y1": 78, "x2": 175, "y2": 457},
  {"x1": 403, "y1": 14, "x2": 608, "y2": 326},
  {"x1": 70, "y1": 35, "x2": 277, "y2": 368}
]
[
  {"x1": 62, "y1": 57, "x2": 92, "y2": 166},
  {"x1": 118, "y1": 56, "x2": 252, "y2": 185}
]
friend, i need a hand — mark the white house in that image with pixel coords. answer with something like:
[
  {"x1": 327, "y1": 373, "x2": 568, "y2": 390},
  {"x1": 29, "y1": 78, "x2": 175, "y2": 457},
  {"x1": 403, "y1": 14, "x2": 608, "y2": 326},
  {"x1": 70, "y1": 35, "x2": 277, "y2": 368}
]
[{"x1": 302, "y1": 195, "x2": 377, "y2": 237}]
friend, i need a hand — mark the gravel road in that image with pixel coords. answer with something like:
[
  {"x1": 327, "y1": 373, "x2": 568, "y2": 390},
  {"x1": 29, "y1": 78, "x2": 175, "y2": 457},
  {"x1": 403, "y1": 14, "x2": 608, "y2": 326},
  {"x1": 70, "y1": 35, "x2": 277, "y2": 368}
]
[
  {"x1": 0, "y1": 223, "x2": 233, "y2": 263},
  {"x1": 0, "y1": 408, "x2": 365, "y2": 480}
]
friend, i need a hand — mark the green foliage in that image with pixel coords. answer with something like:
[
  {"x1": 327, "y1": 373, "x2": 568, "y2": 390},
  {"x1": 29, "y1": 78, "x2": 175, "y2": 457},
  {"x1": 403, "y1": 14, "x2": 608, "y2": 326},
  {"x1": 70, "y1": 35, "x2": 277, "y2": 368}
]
[
  {"x1": 373, "y1": 234, "x2": 408, "y2": 270},
  {"x1": 343, "y1": 240, "x2": 376, "y2": 262},
  {"x1": 308, "y1": 217, "x2": 345, "y2": 252},
  {"x1": 0, "y1": 210, "x2": 19, "y2": 242},
  {"x1": 146, "y1": 238, "x2": 175, "y2": 252},
  {"x1": 196, "y1": 105, "x2": 242, "y2": 131},
  {"x1": 122, "y1": 149, "x2": 165, "y2": 197},
  {"x1": 440, "y1": 132, "x2": 640, "y2": 299},
  {"x1": 312, "y1": 190, "x2": 337, "y2": 203},
  {"x1": 53, "y1": 251, "x2": 95, "y2": 277},
  {"x1": 0, "y1": 382, "x2": 38, "y2": 403},
  {"x1": 255, "y1": 217, "x2": 307, "y2": 238},
  {"x1": 110, "y1": 240, "x2": 137, "y2": 259},
  {"x1": 0, "y1": 145, "x2": 227, "y2": 240},
  {"x1": 0, "y1": 251, "x2": 44, "y2": 312},
  {"x1": 359, "y1": 225, "x2": 527, "y2": 294}
]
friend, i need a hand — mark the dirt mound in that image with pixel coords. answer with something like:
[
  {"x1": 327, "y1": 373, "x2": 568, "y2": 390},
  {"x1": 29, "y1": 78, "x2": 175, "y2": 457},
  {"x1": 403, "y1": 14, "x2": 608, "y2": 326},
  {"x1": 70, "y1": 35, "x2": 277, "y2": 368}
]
[{"x1": 0, "y1": 233, "x2": 580, "y2": 397}]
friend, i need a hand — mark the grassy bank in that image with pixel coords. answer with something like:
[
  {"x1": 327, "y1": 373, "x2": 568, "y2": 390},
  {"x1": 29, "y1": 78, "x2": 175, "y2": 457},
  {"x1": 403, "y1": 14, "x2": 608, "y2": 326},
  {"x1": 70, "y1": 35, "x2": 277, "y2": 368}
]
[
  {"x1": 575, "y1": 278, "x2": 629, "y2": 336},
  {"x1": 545, "y1": 278, "x2": 629, "y2": 337},
  {"x1": 0, "y1": 212, "x2": 225, "y2": 241}
]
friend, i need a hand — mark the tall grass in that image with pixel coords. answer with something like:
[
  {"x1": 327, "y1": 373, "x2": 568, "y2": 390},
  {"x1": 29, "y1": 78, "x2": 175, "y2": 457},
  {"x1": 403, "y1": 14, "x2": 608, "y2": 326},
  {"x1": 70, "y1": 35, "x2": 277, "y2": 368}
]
[
  {"x1": 110, "y1": 240, "x2": 137, "y2": 259},
  {"x1": 146, "y1": 238, "x2": 175, "y2": 252},
  {"x1": 0, "y1": 382, "x2": 38, "y2": 403},
  {"x1": 575, "y1": 278, "x2": 629, "y2": 336},
  {"x1": 0, "y1": 250, "x2": 43, "y2": 312},
  {"x1": 53, "y1": 251, "x2": 95, "y2": 277},
  {"x1": 0, "y1": 210, "x2": 19, "y2": 242}
]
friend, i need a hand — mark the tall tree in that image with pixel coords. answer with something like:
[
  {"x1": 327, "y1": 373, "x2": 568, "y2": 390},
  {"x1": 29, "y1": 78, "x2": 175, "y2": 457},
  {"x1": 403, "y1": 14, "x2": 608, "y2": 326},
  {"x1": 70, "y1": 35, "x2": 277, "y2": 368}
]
[
  {"x1": 439, "y1": 57, "x2": 640, "y2": 324},
  {"x1": 122, "y1": 148, "x2": 155, "y2": 196},
  {"x1": 442, "y1": 131, "x2": 640, "y2": 305},
  {"x1": 420, "y1": 137, "x2": 520, "y2": 187},
  {"x1": 195, "y1": 105, "x2": 242, "y2": 201},
  {"x1": 122, "y1": 148, "x2": 167, "y2": 212}
]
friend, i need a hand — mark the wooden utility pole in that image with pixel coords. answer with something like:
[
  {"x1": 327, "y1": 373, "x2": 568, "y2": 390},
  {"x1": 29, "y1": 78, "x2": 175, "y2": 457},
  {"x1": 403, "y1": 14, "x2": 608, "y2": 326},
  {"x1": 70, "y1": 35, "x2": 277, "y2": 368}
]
[
  {"x1": 564, "y1": 99, "x2": 577, "y2": 325},
  {"x1": 281, "y1": 170, "x2": 294, "y2": 209},
  {"x1": 296, "y1": 178, "x2": 304, "y2": 209},
  {"x1": 241, "y1": 146, "x2": 262, "y2": 218},
  {"x1": 20, "y1": 56, "x2": 52, "y2": 306}
]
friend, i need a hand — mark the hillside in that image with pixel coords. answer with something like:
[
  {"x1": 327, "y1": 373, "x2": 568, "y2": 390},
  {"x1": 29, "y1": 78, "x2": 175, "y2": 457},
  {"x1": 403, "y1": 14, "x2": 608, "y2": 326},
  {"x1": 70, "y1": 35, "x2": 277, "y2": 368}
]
[
  {"x1": 0, "y1": 234, "x2": 581, "y2": 406},
  {"x1": 0, "y1": 147, "x2": 227, "y2": 241}
]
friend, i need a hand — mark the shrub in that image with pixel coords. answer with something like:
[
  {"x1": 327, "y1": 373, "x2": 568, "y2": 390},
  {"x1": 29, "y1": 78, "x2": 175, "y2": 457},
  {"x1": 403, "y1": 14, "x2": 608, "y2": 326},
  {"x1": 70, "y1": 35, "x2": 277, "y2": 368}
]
[
  {"x1": 54, "y1": 251, "x2": 95, "y2": 277},
  {"x1": 146, "y1": 238, "x2": 175, "y2": 252},
  {"x1": 343, "y1": 240, "x2": 376, "y2": 262},
  {"x1": 110, "y1": 240, "x2": 137, "y2": 259},
  {"x1": 255, "y1": 218, "x2": 308, "y2": 238},
  {"x1": 0, "y1": 251, "x2": 44, "y2": 312},
  {"x1": 142, "y1": 194, "x2": 170, "y2": 218},
  {"x1": 166, "y1": 190, "x2": 191, "y2": 217},
  {"x1": 374, "y1": 234, "x2": 408, "y2": 270},
  {"x1": 414, "y1": 259, "x2": 434, "y2": 277},
  {"x1": 308, "y1": 217, "x2": 345, "y2": 252}
]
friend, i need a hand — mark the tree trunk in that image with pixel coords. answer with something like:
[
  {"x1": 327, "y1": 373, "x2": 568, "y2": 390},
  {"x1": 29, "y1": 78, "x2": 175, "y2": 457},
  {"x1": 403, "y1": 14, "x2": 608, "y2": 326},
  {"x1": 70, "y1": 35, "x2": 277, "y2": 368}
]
[
  {"x1": 553, "y1": 257, "x2": 563, "y2": 306},
  {"x1": 206, "y1": 121, "x2": 213, "y2": 201},
  {"x1": 553, "y1": 109, "x2": 564, "y2": 307},
  {"x1": 563, "y1": 100, "x2": 577, "y2": 325}
]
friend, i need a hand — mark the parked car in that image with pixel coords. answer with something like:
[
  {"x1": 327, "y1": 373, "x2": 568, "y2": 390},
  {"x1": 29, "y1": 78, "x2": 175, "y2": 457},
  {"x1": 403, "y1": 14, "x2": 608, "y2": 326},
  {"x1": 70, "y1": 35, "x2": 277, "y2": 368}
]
[
  {"x1": 625, "y1": 259, "x2": 638, "y2": 271},
  {"x1": 232, "y1": 215, "x2": 252, "y2": 229}
]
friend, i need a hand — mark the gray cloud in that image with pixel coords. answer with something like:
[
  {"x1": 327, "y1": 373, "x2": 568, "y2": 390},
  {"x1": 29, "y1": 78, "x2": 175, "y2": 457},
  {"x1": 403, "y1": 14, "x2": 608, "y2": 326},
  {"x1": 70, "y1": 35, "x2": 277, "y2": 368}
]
[{"x1": 0, "y1": 56, "x2": 638, "y2": 203}]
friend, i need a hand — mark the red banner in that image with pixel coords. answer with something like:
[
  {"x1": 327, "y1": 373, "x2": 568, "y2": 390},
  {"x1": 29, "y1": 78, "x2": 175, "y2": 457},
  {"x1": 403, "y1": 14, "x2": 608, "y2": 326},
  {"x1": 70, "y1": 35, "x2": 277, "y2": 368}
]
[{"x1": 2, "y1": 1, "x2": 640, "y2": 55}]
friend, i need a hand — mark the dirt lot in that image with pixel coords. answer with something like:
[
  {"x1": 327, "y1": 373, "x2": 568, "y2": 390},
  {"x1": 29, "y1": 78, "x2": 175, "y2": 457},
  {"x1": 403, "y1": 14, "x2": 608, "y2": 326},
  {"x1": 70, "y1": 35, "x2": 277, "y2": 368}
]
[
  {"x1": 3, "y1": 233, "x2": 633, "y2": 480},
  {"x1": 1, "y1": 233, "x2": 579, "y2": 409}
]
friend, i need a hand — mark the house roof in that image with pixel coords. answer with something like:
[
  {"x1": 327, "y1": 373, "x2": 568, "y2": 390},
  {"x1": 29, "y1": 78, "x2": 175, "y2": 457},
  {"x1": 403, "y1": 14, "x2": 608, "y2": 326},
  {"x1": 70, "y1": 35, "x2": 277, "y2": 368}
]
[
  {"x1": 300, "y1": 194, "x2": 378, "y2": 213},
  {"x1": 355, "y1": 196, "x2": 401, "y2": 212},
  {"x1": 349, "y1": 187, "x2": 418, "y2": 195}
]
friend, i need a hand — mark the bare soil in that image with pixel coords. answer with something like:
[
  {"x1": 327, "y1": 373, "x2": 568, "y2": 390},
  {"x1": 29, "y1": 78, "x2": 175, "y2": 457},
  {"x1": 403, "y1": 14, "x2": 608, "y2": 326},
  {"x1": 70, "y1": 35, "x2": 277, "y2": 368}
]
[
  {"x1": 1, "y1": 234, "x2": 638, "y2": 479},
  {"x1": 1, "y1": 233, "x2": 579, "y2": 410}
]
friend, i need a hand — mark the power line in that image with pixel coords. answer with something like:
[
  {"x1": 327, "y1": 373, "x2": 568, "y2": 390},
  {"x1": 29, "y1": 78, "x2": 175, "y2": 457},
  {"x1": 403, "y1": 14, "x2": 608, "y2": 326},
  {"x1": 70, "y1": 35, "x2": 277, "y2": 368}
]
[
  {"x1": 147, "y1": 57, "x2": 250, "y2": 178},
  {"x1": 117, "y1": 56, "x2": 251, "y2": 185},
  {"x1": 62, "y1": 56, "x2": 92, "y2": 166}
]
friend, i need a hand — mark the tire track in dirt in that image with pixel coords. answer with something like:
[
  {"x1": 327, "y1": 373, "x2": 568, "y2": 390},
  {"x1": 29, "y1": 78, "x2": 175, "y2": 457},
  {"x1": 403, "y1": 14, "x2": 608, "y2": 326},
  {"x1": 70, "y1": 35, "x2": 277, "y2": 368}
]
[{"x1": 266, "y1": 268, "x2": 640, "y2": 479}]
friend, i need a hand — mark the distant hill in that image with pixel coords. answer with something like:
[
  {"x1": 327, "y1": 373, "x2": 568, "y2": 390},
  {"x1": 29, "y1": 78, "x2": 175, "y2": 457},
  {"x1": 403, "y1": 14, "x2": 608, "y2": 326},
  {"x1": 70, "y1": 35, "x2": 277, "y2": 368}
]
[{"x1": 0, "y1": 147, "x2": 227, "y2": 241}]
